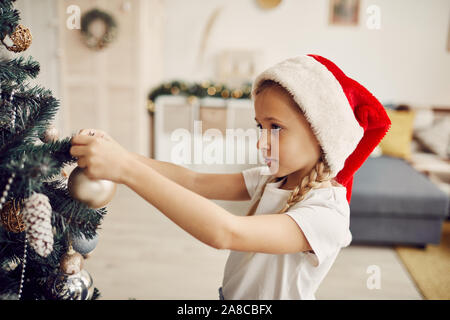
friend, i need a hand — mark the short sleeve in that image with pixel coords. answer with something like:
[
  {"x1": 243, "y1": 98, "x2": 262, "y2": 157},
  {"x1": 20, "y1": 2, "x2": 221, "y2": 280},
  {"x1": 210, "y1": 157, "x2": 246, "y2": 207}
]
[
  {"x1": 285, "y1": 201, "x2": 350, "y2": 268},
  {"x1": 241, "y1": 166, "x2": 267, "y2": 199}
]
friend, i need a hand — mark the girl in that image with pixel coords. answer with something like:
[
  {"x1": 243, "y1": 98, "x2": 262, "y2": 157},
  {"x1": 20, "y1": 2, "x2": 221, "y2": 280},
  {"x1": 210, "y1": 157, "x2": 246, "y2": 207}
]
[{"x1": 69, "y1": 54, "x2": 391, "y2": 300}]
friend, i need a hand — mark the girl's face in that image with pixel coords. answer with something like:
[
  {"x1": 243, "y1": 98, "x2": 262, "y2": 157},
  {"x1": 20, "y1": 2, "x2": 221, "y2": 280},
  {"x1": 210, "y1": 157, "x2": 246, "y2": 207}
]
[{"x1": 254, "y1": 85, "x2": 322, "y2": 182}]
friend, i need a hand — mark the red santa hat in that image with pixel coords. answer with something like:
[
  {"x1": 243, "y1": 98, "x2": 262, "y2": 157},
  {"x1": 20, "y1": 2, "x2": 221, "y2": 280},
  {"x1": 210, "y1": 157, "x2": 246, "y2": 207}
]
[{"x1": 251, "y1": 54, "x2": 391, "y2": 204}]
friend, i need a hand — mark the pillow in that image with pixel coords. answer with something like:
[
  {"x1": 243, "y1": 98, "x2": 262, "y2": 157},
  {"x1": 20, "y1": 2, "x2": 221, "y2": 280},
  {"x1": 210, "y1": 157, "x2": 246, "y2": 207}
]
[
  {"x1": 414, "y1": 117, "x2": 450, "y2": 160},
  {"x1": 379, "y1": 109, "x2": 416, "y2": 160},
  {"x1": 412, "y1": 108, "x2": 434, "y2": 130},
  {"x1": 369, "y1": 145, "x2": 383, "y2": 158}
]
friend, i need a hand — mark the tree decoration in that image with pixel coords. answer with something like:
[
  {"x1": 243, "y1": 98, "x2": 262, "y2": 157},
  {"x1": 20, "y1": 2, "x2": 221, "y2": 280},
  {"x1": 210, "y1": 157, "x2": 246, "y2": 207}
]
[
  {"x1": 147, "y1": 80, "x2": 253, "y2": 114},
  {"x1": 39, "y1": 124, "x2": 59, "y2": 143},
  {"x1": 67, "y1": 166, "x2": 117, "y2": 209},
  {"x1": 22, "y1": 193, "x2": 54, "y2": 258},
  {"x1": 50, "y1": 245, "x2": 94, "y2": 300},
  {"x1": 0, "y1": 198, "x2": 25, "y2": 233},
  {"x1": 59, "y1": 246, "x2": 84, "y2": 275},
  {"x1": 80, "y1": 8, "x2": 118, "y2": 51},
  {"x1": 72, "y1": 233, "x2": 99, "y2": 256},
  {"x1": 1, "y1": 24, "x2": 32, "y2": 52},
  {"x1": 0, "y1": 0, "x2": 105, "y2": 300}
]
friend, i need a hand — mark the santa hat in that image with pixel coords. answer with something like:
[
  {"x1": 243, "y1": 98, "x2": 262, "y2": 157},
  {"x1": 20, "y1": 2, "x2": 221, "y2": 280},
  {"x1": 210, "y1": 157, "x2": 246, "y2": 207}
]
[{"x1": 251, "y1": 54, "x2": 391, "y2": 204}]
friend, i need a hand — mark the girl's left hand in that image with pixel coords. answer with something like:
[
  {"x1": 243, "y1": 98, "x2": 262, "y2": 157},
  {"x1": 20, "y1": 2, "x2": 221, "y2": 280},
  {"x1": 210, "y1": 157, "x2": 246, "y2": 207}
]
[{"x1": 69, "y1": 129, "x2": 133, "y2": 184}]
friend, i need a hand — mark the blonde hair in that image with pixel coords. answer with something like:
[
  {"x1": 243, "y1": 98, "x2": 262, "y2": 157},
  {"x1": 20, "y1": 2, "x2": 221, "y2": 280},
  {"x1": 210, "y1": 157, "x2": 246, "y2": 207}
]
[{"x1": 246, "y1": 80, "x2": 337, "y2": 216}]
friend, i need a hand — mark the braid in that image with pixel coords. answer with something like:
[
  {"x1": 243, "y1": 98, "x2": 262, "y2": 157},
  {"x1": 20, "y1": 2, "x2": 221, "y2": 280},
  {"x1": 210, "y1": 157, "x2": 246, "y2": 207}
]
[
  {"x1": 277, "y1": 158, "x2": 332, "y2": 214},
  {"x1": 245, "y1": 155, "x2": 333, "y2": 217}
]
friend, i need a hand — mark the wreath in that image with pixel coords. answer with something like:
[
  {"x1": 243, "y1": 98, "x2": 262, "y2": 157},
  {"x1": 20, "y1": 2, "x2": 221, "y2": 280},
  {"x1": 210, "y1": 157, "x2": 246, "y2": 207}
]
[{"x1": 80, "y1": 8, "x2": 118, "y2": 50}]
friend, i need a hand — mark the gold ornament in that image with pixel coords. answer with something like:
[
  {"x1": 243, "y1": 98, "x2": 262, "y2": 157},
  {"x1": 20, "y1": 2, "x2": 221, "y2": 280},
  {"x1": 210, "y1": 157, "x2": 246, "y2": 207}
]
[
  {"x1": 0, "y1": 199, "x2": 25, "y2": 233},
  {"x1": 232, "y1": 89, "x2": 243, "y2": 99},
  {"x1": 221, "y1": 89, "x2": 230, "y2": 99},
  {"x1": 67, "y1": 166, "x2": 117, "y2": 209},
  {"x1": 60, "y1": 246, "x2": 84, "y2": 275},
  {"x1": 207, "y1": 87, "x2": 217, "y2": 96},
  {"x1": 1, "y1": 24, "x2": 32, "y2": 52}
]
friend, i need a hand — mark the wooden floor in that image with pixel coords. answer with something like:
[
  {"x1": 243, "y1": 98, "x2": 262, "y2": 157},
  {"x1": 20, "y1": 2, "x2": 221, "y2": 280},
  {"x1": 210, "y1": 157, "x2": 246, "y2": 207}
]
[{"x1": 83, "y1": 184, "x2": 423, "y2": 300}]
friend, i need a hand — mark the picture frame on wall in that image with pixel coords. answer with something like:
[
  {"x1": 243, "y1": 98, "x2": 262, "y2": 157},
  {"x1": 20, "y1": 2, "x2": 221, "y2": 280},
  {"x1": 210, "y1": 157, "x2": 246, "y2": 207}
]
[{"x1": 329, "y1": 0, "x2": 360, "y2": 26}]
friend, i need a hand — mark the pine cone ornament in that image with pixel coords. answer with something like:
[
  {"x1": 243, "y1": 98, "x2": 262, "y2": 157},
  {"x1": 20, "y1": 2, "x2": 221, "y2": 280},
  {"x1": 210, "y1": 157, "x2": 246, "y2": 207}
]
[{"x1": 22, "y1": 193, "x2": 54, "y2": 257}]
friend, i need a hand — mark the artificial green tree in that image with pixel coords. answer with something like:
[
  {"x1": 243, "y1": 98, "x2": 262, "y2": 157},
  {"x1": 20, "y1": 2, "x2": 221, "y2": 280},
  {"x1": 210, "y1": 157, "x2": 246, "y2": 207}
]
[{"x1": 0, "y1": 0, "x2": 105, "y2": 300}]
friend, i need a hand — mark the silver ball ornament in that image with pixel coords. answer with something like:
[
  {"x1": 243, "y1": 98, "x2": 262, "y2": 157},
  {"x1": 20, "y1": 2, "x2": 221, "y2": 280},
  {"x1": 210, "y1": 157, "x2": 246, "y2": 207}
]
[
  {"x1": 67, "y1": 166, "x2": 116, "y2": 209},
  {"x1": 51, "y1": 269, "x2": 94, "y2": 300},
  {"x1": 41, "y1": 125, "x2": 59, "y2": 143},
  {"x1": 72, "y1": 233, "x2": 99, "y2": 255}
]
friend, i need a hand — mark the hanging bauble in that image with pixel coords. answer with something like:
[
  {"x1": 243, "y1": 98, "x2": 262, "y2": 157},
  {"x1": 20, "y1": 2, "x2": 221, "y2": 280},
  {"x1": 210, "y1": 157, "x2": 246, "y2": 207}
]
[
  {"x1": 40, "y1": 125, "x2": 59, "y2": 143},
  {"x1": 0, "y1": 199, "x2": 25, "y2": 233},
  {"x1": 67, "y1": 166, "x2": 117, "y2": 209},
  {"x1": 1, "y1": 24, "x2": 32, "y2": 52},
  {"x1": 72, "y1": 233, "x2": 99, "y2": 255},
  {"x1": 60, "y1": 247, "x2": 84, "y2": 275},
  {"x1": 51, "y1": 269, "x2": 94, "y2": 300},
  {"x1": 22, "y1": 193, "x2": 54, "y2": 257},
  {"x1": 49, "y1": 246, "x2": 94, "y2": 300}
]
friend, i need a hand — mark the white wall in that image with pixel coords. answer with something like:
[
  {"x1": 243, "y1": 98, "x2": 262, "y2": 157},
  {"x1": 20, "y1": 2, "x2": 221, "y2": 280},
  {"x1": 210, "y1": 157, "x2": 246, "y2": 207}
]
[
  {"x1": 162, "y1": 0, "x2": 450, "y2": 107},
  {"x1": 10, "y1": 0, "x2": 62, "y2": 129}
]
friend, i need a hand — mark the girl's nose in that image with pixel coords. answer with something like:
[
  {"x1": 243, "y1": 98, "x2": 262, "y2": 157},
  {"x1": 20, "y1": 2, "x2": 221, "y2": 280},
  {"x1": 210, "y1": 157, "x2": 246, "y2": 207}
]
[{"x1": 257, "y1": 128, "x2": 270, "y2": 152}]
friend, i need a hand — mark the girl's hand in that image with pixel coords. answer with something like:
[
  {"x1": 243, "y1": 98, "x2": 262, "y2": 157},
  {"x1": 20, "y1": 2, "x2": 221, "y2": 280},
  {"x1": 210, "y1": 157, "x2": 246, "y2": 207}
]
[{"x1": 70, "y1": 129, "x2": 133, "y2": 184}]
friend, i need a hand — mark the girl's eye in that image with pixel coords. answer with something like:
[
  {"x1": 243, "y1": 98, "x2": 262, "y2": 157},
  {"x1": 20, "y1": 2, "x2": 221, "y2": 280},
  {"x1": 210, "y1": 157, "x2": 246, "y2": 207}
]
[
  {"x1": 256, "y1": 123, "x2": 282, "y2": 130},
  {"x1": 271, "y1": 124, "x2": 281, "y2": 130}
]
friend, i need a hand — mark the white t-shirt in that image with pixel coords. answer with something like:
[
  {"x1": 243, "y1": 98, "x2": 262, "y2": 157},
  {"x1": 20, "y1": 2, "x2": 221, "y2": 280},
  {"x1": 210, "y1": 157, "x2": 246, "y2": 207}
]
[{"x1": 221, "y1": 166, "x2": 352, "y2": 300}]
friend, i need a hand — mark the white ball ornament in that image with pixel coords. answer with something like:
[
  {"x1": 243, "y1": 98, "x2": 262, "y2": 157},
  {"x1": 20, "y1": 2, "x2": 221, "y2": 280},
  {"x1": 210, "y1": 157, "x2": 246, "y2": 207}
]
[{"x1": 67, "y1": 166, "x2": 116, "y2": 209}]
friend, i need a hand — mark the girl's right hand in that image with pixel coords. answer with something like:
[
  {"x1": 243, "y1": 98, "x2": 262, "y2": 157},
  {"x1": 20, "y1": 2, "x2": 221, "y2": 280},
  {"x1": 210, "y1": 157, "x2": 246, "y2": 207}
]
[{"x1": 77, "y1": 128, "x2": 114, "y2": 142}]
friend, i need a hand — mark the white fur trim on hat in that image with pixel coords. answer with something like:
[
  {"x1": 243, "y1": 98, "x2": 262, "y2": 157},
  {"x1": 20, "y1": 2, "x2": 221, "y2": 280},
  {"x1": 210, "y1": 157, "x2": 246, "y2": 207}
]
[{"x1": 251, "y1": 55, "x2": 364, "y2": 178}]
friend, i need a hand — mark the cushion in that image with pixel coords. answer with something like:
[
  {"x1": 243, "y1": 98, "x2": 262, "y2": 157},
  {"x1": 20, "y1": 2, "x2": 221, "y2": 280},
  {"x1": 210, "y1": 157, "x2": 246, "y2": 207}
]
[
  {"x1": 414, "y1": 117, "x2": 450, "y2": 160},
  {"x1": 379, "y1": 109, "x2": 416, "y2": 160}
]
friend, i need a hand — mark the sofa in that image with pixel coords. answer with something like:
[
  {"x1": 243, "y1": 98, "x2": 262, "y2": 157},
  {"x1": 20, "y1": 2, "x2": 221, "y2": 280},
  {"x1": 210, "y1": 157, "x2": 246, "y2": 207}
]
[
  {"x1": 349, "y1": 106, "x2": 450, "y2": 248},
  {"x1": 349, "y1": 155, "x2": 449, "y2": 247}
]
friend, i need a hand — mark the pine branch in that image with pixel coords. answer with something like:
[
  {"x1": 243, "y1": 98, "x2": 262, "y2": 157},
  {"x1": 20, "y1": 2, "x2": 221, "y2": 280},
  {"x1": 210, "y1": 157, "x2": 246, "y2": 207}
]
[
  {"x1": 0, "y1": 56, "x2": 40, "y2": 83},
  {"x1": 0, "y1": 0, "x2": 19, "y2": 41},
  {"x1": 0, "y1": 84, "x2": 59, "y2": 157}
]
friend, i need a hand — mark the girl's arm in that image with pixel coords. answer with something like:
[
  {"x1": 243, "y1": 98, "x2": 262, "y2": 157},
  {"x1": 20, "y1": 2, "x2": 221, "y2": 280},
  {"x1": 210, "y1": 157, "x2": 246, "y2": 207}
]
[
  {"x1": 122, "y1": 157, "x2": 312, "y2": 254},
  {"x1": 130, "y1": 152, "x2": 251, "y2": 201},
  {"x1": 70, "y1": 132, "x2": 312, "y2": 254},
  {"x1": 129, "y1": 152, "x2": 197, "y2": 191}
]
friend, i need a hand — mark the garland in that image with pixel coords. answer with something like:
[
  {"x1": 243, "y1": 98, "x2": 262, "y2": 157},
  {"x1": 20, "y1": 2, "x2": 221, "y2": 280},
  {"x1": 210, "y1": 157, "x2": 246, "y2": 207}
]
[
  {"x1": 80, "y1": 8, "x2": 118, "y2": 50},
  {"x1": 147, "y1": 80, "x2": 253, "y2": 114}
]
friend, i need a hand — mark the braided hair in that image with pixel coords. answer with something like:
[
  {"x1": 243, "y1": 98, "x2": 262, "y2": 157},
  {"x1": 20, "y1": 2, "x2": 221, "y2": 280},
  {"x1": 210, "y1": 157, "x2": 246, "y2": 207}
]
[{"x1": 245, "y1": 154, "x2": 334, "y2": 216}]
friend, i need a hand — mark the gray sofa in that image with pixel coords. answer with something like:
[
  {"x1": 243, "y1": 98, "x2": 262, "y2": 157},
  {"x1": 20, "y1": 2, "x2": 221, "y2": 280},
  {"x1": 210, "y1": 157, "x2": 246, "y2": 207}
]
[{"x1": 349, "y1": 155, "x2": 449, "y2": 248}]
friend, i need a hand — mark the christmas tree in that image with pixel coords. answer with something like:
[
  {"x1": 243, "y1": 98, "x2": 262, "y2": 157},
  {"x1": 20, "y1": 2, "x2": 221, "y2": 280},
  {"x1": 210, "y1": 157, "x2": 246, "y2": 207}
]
[{"x1": 0, "y1": 0, "x2": 106, "y2": 300}]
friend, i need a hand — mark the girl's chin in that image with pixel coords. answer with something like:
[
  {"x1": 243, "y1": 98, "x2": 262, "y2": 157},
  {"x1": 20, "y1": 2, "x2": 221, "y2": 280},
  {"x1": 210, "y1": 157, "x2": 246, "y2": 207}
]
[{"x1": 267, "y1": 162, "x2": 283, "y2": 176}]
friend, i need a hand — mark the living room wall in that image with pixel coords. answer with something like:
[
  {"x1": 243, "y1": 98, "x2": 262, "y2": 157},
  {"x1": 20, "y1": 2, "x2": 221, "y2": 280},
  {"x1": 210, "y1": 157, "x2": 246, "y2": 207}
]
[{"x1": 162, "y1": 0, "x2": 450, "y2": 108}]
